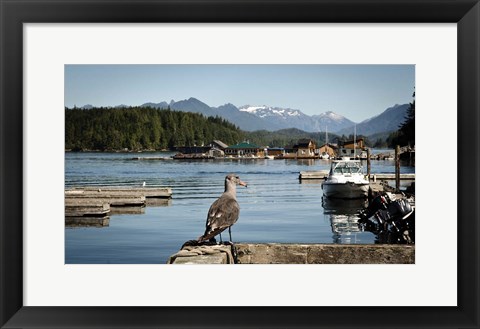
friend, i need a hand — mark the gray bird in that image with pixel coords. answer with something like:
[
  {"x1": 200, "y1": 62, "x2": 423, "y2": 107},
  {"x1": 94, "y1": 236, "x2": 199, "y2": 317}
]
[{"x1": 198, "y1": 174, "x2": 247, "y2": 243}]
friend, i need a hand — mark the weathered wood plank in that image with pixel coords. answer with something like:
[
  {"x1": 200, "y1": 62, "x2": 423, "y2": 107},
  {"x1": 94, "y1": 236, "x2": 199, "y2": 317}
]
[
  {"x1": 66, "y1": 187, "x2": 172, "y2": 198},
  {"x1": 65, "y1": 216, "x2": 110, "y2": 227},
  {"x1": 299, "y1": 170, "x2": 329, "y2": 179},
  {"x1": 109, "y1": 206, "x2": 145, "y2": 215},
  {"x1": 146, "y1": 198, "x2": 172, "y2": 207},
  {"x1": 65, "y1": 202, "x2": 110, "y2": 217},
  {"x1": 65, "y1": 195, "x2": 146, "y2": 207},
  {"x1": 371, "y1": 173, "x2": 415, "y2": 180}
]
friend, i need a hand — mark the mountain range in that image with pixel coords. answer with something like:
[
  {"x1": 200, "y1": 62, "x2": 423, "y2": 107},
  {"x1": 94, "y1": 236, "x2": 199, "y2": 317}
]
[{"x1": 80, "y1": 97, "x2": 410, "y2": 137}]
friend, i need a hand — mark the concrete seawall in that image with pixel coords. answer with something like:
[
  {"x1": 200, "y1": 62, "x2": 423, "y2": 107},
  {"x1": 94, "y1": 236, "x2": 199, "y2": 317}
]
[
  {"x1": 168, "y1": 243, "x2": 415, "y2": 264},
  {"x1": 236, "y1": 243, "x2": 414, "y2": 264}
]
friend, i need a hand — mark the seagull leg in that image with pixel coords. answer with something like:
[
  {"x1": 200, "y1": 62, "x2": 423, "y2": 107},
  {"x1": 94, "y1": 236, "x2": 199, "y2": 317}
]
[
  {"x1": 219, "y1": 233, "x2": 223, "y2": 243},
  {"x1": 229, "y1": 226, "x2": 232, "y2": 242}
]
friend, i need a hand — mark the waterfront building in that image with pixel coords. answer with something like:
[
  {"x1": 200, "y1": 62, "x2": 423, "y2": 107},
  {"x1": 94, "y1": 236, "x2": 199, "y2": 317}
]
[{"x1": 225, "y1": 141, "x2": 264, "y2": 157}]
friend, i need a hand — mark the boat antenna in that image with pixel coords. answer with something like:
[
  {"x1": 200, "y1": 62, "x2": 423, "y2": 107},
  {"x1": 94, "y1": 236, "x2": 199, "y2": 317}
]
[{"x1": 354, "y1": 124, "x2": 356, "y2": 159}]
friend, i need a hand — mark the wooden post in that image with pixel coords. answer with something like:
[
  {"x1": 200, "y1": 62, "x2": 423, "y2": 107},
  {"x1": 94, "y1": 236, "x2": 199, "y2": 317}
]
[
  {"x1": 395, "y1": 145, "x2": 400, "y2": 192},
  {"x1": 367, "y1": 148, "x2": 371, "y2": 178}
]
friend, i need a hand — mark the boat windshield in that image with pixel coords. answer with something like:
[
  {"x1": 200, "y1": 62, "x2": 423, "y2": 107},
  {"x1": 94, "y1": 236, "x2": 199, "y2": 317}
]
[{"x1": 332, "y1": 161, "x2": 362, "y2": 174}]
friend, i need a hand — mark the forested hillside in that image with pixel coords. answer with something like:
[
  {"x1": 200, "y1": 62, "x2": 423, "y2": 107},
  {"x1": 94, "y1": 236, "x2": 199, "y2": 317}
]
[{"x1": 65, "y1": 107, "x2": 245, "y2": 151}]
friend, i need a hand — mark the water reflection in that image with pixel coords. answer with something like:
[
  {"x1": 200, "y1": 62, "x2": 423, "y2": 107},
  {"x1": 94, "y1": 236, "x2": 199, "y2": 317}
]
[
  {"x1": 295, "y1": 159, "x2": 317, "y2": 166},
  {"x1": 322, "y1": 198, "x2": 368, "y2": 214},
  {"x1": 66, "y1": 216, "x2": 110, "y2": 228},
  {"x1": 322, "y1": 197, "x2": 369, "y2": 244},
  {"x1": 109, "y1": 206, "x2": 146, "y2": 215},
  {"x1": 146, "y1": 198, "x2": 173, "y2": 207},
  {"x1": 329, "y1": 214, "x2": 362, "y2": 243}
]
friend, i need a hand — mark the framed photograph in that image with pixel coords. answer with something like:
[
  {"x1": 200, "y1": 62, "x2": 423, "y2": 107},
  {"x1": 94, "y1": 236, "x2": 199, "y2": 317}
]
[{"x1": 1, "y1": 0, "x2": 479, "y2": 328}]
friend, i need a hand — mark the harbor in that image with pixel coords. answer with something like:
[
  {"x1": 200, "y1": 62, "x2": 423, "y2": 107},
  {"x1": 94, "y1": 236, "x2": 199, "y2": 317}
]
[
  {"x1": 167, "y1": 155, "x2": 415, "y2": 264},
  {"x1": 65, "y1": 151, "x2": 415, "y2": 264}
]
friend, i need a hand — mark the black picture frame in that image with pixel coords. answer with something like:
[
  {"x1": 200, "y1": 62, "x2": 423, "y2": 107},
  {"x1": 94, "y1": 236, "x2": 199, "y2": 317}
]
[{"x1": 1, "y1": 0, "x2": 479, "y2": 328}]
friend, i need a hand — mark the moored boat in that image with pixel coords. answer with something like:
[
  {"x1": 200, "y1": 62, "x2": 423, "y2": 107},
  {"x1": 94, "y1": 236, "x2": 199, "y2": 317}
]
[{"x1": 321, "y1": 158, "x2": 369, "y2": 199}]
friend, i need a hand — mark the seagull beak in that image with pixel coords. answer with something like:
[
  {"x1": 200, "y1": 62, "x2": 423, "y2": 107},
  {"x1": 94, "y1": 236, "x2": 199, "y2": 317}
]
[{"x1": 239, "y1": 180, "x2": 248, "y2": 187}]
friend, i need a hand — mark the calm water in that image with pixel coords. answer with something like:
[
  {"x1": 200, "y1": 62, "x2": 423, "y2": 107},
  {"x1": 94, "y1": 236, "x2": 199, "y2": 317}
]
[{"x1": 65, "y1": 151, "x2": 415, "y2": 264}]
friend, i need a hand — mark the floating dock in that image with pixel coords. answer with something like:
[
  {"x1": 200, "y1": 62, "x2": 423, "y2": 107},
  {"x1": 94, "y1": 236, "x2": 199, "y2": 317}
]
[
  {"x1": 168, "y1": 243, "x2": 415, "y2": 264},
  {"x1": 65, "y1": 199, "x2": 110, "y2": 217},
  {"x1": 66, "y1": 187, "x2": 172, "y2": 198},
  {"x1": 130, "y1": 156, "x2": 173, "y2": 161},
  {"x1": 65, "y1": 194, "x2": 146, "y2": 207},
  {"x1": 299, "y1": 171, "x2": 415, "y2": 181},
  {"x1": 65, "y1": 187, "x2": 172, "y2": 227},
  {"x1": 65, "y1": 216, "x2": 110, "y2": 227}
]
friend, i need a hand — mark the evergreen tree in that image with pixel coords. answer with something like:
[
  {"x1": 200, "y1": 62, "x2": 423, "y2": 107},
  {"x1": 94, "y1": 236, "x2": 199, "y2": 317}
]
[
  {"x1": 399, "y1": 90, "x2": 415, "y2": 146},
  {"x1": 65, "y1": 107, "x2": 245, "y2": 151},
  {"x1": 388, "y1": 90, "x2": 415, "y2": 148}
]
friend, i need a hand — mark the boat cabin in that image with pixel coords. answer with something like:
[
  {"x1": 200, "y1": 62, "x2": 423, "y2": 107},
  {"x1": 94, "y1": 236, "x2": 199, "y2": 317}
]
[{"x1": 330, "y1": 160, "x2": 364, "y2": 175}]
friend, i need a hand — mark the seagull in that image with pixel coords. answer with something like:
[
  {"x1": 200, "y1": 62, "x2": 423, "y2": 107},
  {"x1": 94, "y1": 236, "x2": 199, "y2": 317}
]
[
  {"x1": 198, "y1": 174, "x2": 247, "y2": 244},
  {"x1": 142, "y1": 181, "x2": 146, "y2": 187}
]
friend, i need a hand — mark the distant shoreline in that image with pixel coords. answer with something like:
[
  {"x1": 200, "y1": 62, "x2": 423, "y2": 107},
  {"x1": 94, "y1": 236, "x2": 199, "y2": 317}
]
[{"x1": 65, "y1": 149, "x2": 173, "y2": 153}]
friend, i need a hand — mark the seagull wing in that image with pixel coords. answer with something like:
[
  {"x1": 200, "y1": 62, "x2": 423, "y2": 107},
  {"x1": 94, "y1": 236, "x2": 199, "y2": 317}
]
[{"x1": 198, "y1": 196, "x2": 240, "y2": 242}]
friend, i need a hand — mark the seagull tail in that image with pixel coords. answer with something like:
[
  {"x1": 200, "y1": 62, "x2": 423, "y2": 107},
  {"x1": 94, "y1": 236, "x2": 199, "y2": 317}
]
[{"x1": 196, "y1": 234, "x2": 210, "y2": 243}]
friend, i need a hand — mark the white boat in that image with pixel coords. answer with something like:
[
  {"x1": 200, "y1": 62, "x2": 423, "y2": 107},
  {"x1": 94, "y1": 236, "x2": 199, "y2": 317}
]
[{"x1": 321, "y1": 158, "x2": 370, "y2": 199}]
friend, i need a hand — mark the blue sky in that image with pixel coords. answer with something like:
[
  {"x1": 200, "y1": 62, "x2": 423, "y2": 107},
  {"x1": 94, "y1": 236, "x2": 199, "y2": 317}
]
[{"x1": 65, "y1": 64, "x2": 414, "y2": 122}]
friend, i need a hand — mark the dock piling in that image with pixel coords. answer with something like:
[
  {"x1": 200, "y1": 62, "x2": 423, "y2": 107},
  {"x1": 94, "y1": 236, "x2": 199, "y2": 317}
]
[
  {"x1": 367, "y1": 148, "x2": 371, "y2": 178},
  {"x1": 395, "y1": 145, "x2": 400, "y2": 192}
]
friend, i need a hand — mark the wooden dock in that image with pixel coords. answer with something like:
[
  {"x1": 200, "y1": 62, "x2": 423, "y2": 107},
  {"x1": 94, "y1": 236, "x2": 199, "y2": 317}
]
[
  {"x1": 65, "y1": 194, "x2": 146, "y2": 207},
  {"x1": 299, "y1": 171, "x2": 415, "y2": 181},
  {"x1": 66, "y1": 187, "x2": 172, "y2": 198},
  {"x1": 65, "y1": 216, "x2": 110, "y2": 227},
  {"x1": 65, "y1": 187, "x2": 172, "y2": 226},
  {"x1": 65, "y1": 199, "x2": 110, "y2": 217}
]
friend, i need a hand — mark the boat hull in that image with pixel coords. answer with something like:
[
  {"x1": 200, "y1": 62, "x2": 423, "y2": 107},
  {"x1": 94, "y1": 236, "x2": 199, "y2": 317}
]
[{"x1": 322, "y1": 182, "x2": 369, "y2": 199}]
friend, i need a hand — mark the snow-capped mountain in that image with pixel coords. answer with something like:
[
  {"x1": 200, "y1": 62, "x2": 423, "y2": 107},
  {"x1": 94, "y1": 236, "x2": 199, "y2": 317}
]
[
  {"x1": 80, "y1": 97, "x2": 409, "y2": 136},
  {"x1": 239, "y1": 105, "x2": 303, "y2": 118},
  {"x1": 311, "y1": 111, "x2": 356, "y2": 132},
  {"x1": 238, "y1": 105, "x2": 318, "y2": 131},
  {"x1": 237, "y1": 105, "x2": 355, "y2": 132}
]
